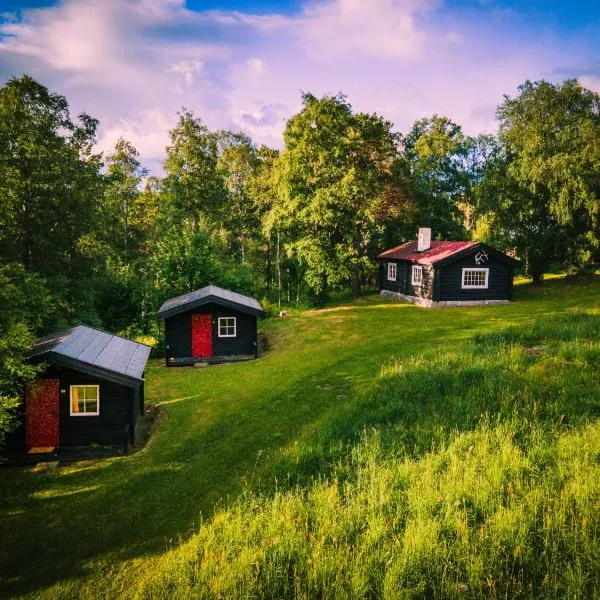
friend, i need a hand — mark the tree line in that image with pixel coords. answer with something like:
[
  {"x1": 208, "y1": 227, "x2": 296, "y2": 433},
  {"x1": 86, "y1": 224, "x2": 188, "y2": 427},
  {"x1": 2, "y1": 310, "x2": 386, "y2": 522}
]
[{"x1": 1, "y1": 74, "x2": 599, "y2": 445}]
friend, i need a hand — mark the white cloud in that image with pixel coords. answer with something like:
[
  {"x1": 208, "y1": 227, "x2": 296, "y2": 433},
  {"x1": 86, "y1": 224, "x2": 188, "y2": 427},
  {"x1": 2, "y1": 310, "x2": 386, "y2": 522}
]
[
  {"x1": 0, "y1": 0, "x2": 589, "y2": 174},
  {"x1": 579, "y1": 75, "x2": 600, "y2": 94},
  {"x1": 97, "y1": 109, "x2": 175, "y2": 162},
  {"x1": 296, "y1": 0, "x2": 439, "y2": 60}
]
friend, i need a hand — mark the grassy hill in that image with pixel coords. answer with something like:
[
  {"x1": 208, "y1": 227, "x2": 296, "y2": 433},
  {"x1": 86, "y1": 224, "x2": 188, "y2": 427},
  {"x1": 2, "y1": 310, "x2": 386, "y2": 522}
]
[{"x1": 1, "y1": 272, "x2": 600, "y2": 598}]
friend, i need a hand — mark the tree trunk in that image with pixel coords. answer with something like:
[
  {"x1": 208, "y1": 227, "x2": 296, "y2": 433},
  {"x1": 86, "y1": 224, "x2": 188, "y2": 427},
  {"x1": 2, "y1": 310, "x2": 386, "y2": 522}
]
[
  {"x1": 276, "y1": 230, "x2": 282, "y2": 307},
  {"x1": 351, "y1": 269, "x2": 361, "y2": 298},
  {"x1": 264, "y1": 239, "x2": 271, "y2": 297},
  {"x1": 351, "y1": 233, "x2": 362, "y2": 298}
]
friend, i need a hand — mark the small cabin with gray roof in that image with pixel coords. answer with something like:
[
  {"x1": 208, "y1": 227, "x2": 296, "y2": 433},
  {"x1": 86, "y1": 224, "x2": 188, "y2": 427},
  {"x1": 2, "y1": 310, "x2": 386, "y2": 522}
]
[
  {"x1": 379, "y1": 228, "x2": 520, "y2": 307},
  {"x1": 156, "y1": 285, "x2": 267, "y2": 366},
  {"x1": 21, "y1": 325, "x2": 151, "y2": 453}
]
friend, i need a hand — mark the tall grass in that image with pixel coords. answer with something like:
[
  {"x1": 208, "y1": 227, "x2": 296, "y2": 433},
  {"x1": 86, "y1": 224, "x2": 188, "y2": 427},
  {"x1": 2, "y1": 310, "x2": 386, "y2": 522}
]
[{"x1": 133, "y1": 311, "x2": 600, "y2": 599}]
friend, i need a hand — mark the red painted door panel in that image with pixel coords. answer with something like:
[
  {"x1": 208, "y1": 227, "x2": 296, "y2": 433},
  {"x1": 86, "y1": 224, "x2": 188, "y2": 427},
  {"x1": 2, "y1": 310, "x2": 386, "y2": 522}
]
[
  {"x1": 192, "y1": 314, "x2": 212, "y2": 357},
  {"x1": 26, "y1": 379, "x2": 60, "y2": 449}
]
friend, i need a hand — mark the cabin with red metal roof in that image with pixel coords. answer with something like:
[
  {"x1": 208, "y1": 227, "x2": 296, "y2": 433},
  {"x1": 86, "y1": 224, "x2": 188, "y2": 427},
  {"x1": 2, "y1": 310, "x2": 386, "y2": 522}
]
[{"x1": 379, "y1": 228, "x2": 520, "y2": 307}]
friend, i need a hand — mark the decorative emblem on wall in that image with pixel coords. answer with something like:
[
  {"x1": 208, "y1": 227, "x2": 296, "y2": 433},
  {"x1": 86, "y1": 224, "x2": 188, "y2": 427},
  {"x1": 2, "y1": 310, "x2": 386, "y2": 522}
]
[{"x1": 474, "y1": 250, "x2": 488, "y2": 265}]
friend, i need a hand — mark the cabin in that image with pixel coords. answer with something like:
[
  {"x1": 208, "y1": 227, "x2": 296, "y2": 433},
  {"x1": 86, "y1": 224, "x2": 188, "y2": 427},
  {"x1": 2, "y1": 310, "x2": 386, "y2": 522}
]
[
  {"x1": 379, "y1": 228, "x2": 520, "y2": 307},
  {"x1": 156, "y1": 285, "x2": 267, "y2": 366},
  {"x1": 21, "y1": 325, "x2": 151, "y2": 453}
]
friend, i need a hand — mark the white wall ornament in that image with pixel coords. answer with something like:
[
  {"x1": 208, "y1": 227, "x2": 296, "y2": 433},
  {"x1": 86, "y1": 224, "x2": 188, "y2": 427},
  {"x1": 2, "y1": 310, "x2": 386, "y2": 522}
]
[{"x1": 474, "y1": 250, "x2": 488, "y2": 265}]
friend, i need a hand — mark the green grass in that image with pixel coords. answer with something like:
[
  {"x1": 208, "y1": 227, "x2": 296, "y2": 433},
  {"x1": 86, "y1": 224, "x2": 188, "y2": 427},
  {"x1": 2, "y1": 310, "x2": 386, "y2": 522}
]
[{"x1": 1, "y1": 271, "x2": 599, "y2": 598}]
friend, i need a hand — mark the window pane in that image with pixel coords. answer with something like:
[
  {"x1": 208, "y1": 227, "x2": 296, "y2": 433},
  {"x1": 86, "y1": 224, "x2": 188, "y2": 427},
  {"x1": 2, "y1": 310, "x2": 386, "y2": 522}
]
[
  {"x1": 86, "y1": 400, "x2": 98, "y2": 413},
  {"x1": 85, "y1": 387, "x2": 98, "y2": 400},
  {"x1": 463, "y1": 269, "x2": 487, "y2": 287},
  {"x1": 72, "y1": 387, "x2": 80, "y2": 412},
  {"x1": 78, "y1": 400, "x2": 86, "y2": 413}
]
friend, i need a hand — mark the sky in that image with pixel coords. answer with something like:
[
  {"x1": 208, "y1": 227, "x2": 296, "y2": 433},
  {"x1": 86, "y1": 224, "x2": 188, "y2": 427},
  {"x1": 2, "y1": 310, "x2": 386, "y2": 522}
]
[{"x1": 1, "y1": 0, "x2": 599, "y2": 174}]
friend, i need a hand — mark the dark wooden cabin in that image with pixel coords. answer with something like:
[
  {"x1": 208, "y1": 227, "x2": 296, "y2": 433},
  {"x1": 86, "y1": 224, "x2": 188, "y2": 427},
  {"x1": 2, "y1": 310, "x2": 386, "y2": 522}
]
[
  {"x1": 157, "y1": 285, "x2": 267, "y2": 366},
  {"x1": 19, "y1": 325, "x2": 151, "y2": 453},
  {"x1": 379, "y1": 228, "x2": 520, "y2": 307}
]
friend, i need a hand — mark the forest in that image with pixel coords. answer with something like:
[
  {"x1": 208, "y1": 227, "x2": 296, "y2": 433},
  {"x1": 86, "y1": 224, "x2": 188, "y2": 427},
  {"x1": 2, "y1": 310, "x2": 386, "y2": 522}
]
[{"x1": 0, "y1": 74, "x2": 599, "y2": 447}]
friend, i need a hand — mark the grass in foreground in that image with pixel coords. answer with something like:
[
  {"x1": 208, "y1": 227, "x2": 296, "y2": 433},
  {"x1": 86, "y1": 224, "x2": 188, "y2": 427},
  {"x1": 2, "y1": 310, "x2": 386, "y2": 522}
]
[
  {"x1": 0, "y1": 272, "x2": 599, "y2": 598},
  {"x1": 130, "y1": 310, "x2": 600, "y2": 599}
]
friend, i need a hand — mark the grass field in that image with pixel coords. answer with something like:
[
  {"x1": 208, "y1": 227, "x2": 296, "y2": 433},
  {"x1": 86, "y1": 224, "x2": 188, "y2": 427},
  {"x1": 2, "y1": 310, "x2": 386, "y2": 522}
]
[{"x1": 1, "y1": 272, "x2": 599, "y2": 598}]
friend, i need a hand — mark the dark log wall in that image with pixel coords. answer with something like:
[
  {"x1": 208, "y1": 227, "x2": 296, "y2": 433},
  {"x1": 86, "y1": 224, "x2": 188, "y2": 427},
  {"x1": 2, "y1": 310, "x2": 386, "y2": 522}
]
[
  {"x1": 165, "y1": 302, "x2": 258, "y2": 362},
  {"x1": 435, "y1": 253, "x2": 514, "y2": 301},
  {"x1": 379, "y1": 260, "x2": 407, "y2": 293},
  {"x1": 380, "y1": 260, "x2": 433, "y2": 300},
  {"x1": 36, "y1": 365, "x2": 137, "y2": 447}
]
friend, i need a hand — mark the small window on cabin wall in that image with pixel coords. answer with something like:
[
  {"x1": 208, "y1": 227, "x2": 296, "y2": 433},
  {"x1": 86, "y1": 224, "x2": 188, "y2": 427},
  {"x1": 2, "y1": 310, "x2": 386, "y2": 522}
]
[
  {"x1": 218, "y1": 316, "x2": 237, "y2": 337},
  {"x1": 462, "y1": 268, "x2": 489, "y2": 289},
  {"x1": 387, "y1": 262, "x2": 397, "y2": 281},
  {"x1": 70, "y1": 385, "x2": 99, "y2": 416},
  {"x1": 411, "y1": 265, "x2": 423, "y2": 286}
]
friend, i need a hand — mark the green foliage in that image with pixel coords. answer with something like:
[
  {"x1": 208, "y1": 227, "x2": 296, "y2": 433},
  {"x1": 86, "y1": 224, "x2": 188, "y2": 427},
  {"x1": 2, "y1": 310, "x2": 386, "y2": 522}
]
[
  {"x1": 0, "y1": 75, "x2": 104, "y2": 323},
  {"x1": 103, "y1": 138, "x2": 151, "y2": 263},
  {"x1": 0, "y1": 264, "x2": 47, "y2": 447},
  {"x1": 281, "y1": 93, "x2": 411, "y2": 302},
  {"x1": 149, "y1": 218, "x2": 255, "y2": 304},
  {"x1": 163, "y1": 110, "x2": 225, "y2": 226},
  {"x1": 401, "y1": 115, "x2": 471, "y2": 238},
  {"x1": 476, "y1": 79, "x2": 600, "y2": 281}
]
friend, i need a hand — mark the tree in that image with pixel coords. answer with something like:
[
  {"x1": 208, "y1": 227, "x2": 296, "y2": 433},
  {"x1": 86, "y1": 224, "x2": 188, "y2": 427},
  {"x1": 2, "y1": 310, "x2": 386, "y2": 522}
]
[
  {"x1": 148, "y1": 218, "x2": 253, "y2": 308},
  {"x1": 216, "y1": 132, "x2": 260, "y2": 266},
  {"x1": 0, "y1": 75, "x2": 103, "y2": 325},
  {"x1": 94, "y1": 140, "x2": 157, "y2": 332},
  {"x1": 482, "y1": 79, "x2": 600, "y2": 280},
  {"x1": 401, "y1": 115, "x2": 472, "y2": 239},
  {"x1": 162, "y1": 110, "x2": 225, "y2": 228},
  {"x1": 281, "y1": 93, "x2": 409, "y2": 301},
  {"x1": 0, "y1": 264, "x2": 49, "y2": 448},
  {"x1": 103, "y1": 138, "x2": 149, "y2": 262}
]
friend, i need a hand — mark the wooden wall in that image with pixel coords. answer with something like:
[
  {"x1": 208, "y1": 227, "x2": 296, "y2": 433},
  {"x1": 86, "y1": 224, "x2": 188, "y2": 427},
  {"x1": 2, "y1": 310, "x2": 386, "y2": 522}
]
[
  {"x1": 435, "y1": 254, "x2": 514, "y2": 302},
  {"x1": 380, "y1": 260, "x2": 434, "y2": 300},
  {"x1": 165, "y1": 302, "x2": 258, "y2": 362},
  {"x1": 33, "y1": 365, "x2": 138, "y2": 447}
]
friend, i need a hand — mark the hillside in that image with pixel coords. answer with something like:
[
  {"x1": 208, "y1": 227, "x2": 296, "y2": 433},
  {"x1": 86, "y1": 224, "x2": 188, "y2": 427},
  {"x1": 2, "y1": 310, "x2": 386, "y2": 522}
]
[{"x1": 1, "y1": 272, "x2": 600, "y2": 598}]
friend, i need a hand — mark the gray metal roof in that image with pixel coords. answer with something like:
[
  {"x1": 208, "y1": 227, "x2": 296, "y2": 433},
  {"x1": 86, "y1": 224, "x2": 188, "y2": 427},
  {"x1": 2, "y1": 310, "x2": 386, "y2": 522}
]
[
  {"x1": 156, "y1": 285, "x2": 266, "y2": 319},
  {"x1": 28, "y1": 325, "x2": 152, "y2": 387}
]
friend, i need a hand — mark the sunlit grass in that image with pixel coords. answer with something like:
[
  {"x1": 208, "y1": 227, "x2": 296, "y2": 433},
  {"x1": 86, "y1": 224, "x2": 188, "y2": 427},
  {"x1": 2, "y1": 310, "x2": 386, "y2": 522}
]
[{"x1": 0, "y1": 270, "x2": 599, "y2": 598}]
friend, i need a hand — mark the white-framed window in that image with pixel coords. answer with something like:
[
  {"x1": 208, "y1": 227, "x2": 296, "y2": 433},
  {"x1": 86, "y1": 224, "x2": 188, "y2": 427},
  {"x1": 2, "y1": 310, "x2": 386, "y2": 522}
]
[
  {"x1": 218, "y1": 316, "x2": 237, "y2": 337},
  {"x1": 462, "y1": 268, "x2": 489, "y2": 289},
  {"x1": 387, "y1": 262, "x2": 397, "y2": 281},
  {"x1": 411, "y1": 265, "x2": 423, "y2": 286},
  {"x1": 70, "y1": 385, "x2": 99, "y2": 416}
]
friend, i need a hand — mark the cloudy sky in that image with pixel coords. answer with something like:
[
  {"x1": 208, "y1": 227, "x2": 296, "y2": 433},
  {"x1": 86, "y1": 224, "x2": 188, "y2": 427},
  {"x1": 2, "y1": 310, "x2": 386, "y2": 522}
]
[{"x1": 1, "y1": 0, "x2": 598, "y2": 174}]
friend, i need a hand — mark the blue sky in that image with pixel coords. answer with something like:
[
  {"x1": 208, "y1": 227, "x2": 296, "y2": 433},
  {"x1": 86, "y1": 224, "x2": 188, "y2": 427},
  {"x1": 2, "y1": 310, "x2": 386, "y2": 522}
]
[{"x1": 1, "y1": 0, "x2": 598, "y2": 173}]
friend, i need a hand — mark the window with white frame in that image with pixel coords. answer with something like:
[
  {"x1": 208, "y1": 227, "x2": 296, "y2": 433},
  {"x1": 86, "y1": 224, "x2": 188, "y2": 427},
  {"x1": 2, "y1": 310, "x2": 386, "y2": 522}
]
[
  {"x1": 411, "y1": 265, "x2": 423, "y2": 286},
  {"x1": 70, "y1": 385, "x2": 99, "y2": 416},
  {"x1": 387, "y1": 262, "x2": 397, "y2": 281},
  {"x1": 218, "y1": 316, "x2": 237, "y2": 337},
  {"x1": 461, "y1": 268, "x2": 489, "y2": 289}
]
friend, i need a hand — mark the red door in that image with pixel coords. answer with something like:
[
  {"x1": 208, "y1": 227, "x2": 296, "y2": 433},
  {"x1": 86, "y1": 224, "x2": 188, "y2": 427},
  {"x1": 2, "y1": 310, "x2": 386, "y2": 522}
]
[
  {"x1": 192, "y1": 314, "x2": 212, "y2": 357},
  {"x1": 26, "y1": 379, "x2": 60, "y2": 450}
]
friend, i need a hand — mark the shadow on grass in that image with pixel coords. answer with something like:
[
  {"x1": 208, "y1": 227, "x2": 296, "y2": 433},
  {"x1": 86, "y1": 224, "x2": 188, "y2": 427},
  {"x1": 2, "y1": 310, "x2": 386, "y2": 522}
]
[{"x1": 0, "y1": 275, "x2": 599, "y2": 596}]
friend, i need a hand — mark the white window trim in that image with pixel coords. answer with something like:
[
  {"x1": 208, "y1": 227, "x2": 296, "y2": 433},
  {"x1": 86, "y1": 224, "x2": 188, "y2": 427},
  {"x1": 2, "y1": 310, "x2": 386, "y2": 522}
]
[
  {"x1": 461, "y1": 267, "x2": 489, "y2": 289},
  {"x1": 218, "y1": 316, "x2": 237, "y2": 338},
  {"x1": 69, "y1": 384, "x2": 100, "y2": 417},
  {"x1": 387, "y1": 262, "x2": 397, "y2": 282},
  {"x1": 411, "y1": 265, "x2": 423, "y2": 286}
]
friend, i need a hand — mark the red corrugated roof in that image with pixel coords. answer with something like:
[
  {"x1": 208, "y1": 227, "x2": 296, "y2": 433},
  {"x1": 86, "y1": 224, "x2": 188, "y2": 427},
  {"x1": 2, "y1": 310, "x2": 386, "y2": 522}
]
[{"x1": 378, "y1": 240, "x2": 477, "y2": 264}]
